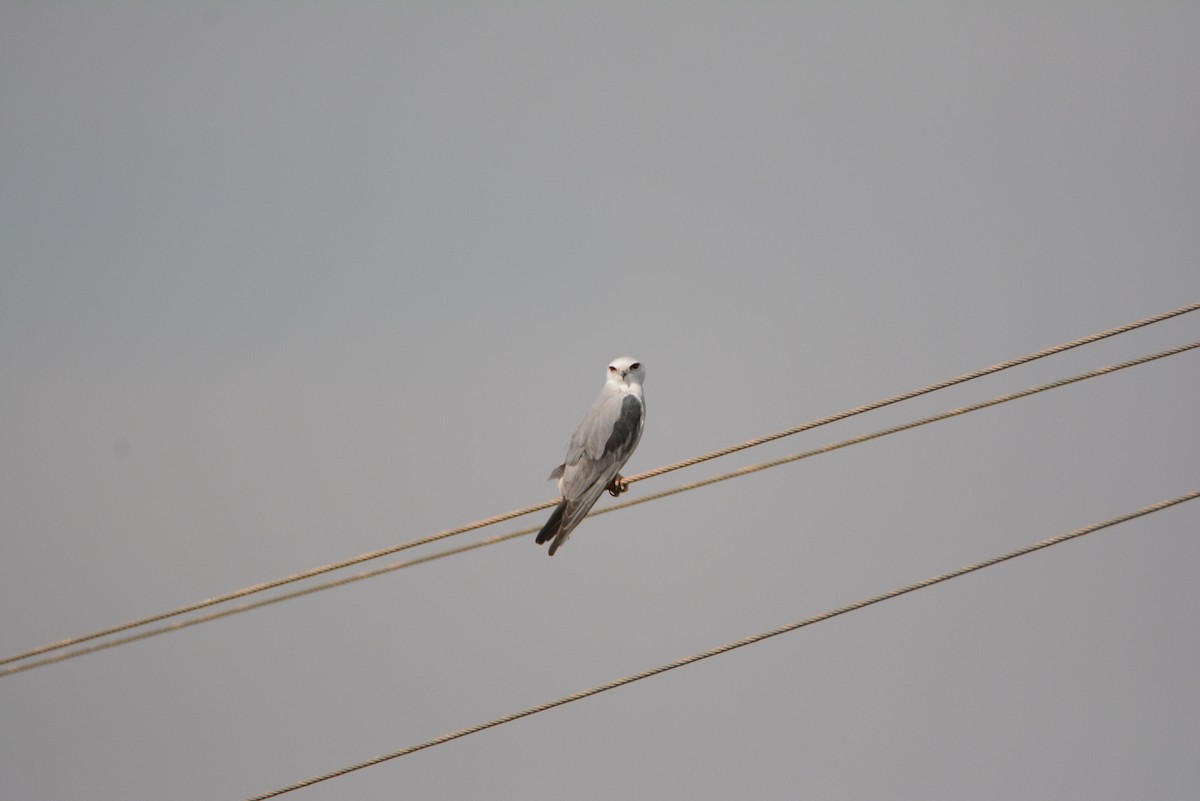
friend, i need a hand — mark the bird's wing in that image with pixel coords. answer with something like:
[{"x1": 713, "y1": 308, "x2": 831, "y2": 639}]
[
  {"x1": 560, "y1": 392, "x2": 644, "y2": 502},
  {"x1": 540, "y1": 390, "x2": 645, "y2": 555}
]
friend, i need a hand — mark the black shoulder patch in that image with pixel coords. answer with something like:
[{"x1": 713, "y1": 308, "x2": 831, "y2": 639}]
[{"x1": 603, "y1": 394, "x2": 642, "y2": 457}]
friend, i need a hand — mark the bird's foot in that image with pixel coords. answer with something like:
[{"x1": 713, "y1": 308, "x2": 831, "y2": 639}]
[{"x1": 607, "y1": 475, "x2": 629, "y2": 497}]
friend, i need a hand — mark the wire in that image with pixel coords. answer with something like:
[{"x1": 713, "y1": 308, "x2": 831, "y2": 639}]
[
  {"x1": 0, "y1": 498, "x2": 558, "y2": 669},
  {"x1": 7, "y1": 339, "x2": 1197, "y2": 678},
  {"x1": 626, "y1": 299, "x2": 1200, "y2": 484},
  {"x1": 241, "y1": 486, "x2": 1200, "y2": 800},
  {"x1": 4, "y1": 301, "x2": 1198, "y2": 670}
]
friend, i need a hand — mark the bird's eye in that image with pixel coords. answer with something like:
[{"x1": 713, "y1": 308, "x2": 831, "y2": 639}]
[
  {"x1": 630, "y1": 363, "x2": 641, "y2": 370},
  {"x1": 609, "y1": 365, "x2": 618, "y2": 372}
]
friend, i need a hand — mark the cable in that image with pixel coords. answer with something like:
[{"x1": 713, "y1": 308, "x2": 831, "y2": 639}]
[
  {"x1": 242, "y1": 487, "x2": 1200, "y2": 800},
  {"x1": 626, "y1": 299, "x2": 1200, "y2": 484},
  {"x1": 0, "y1": 497, "x2": 558, "y2": 669},
  {"x1": 4, "y1": 301, "x2": 1198, "y2": 669},
  {"x1": 7, "y1": 339, "x2": 1197, "y2": 678}
]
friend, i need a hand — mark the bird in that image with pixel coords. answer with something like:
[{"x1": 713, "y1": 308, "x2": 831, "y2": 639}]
[{"x1": 536, "y1": 356, "x2": 646, "y2": 556}]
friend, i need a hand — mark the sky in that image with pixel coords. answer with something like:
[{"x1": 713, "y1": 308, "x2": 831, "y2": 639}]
[{"x1": 2, "y1": 3, "x2": 1199, "y2": 800}]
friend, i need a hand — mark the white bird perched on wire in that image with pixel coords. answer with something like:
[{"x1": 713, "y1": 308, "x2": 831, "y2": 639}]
[{"x1": 536, "y1": 356, "x2": 646, "y2": 556}]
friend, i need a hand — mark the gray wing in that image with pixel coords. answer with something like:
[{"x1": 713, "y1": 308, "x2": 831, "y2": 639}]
[
  {"x1": 537, "y1": 389, "x2": 645, "y2": 555},
  {"x1": 560, "y1": 392, "x2": 643, "y2": 503}
]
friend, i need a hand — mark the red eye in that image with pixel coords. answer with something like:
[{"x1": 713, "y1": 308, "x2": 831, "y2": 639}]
[
  {"x1": 630, "y1": 363, "x2": 641, "y2": 370},
  {"x1": 609, "y1": 365, "x2": 618, "y2": 372}
]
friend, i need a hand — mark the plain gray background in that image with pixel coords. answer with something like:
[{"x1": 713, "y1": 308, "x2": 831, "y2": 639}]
[{"x1": 3, "y1": 3, "x2": 1199, "y2": 800}]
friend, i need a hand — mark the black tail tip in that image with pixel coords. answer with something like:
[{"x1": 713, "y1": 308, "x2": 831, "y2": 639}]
[{"x1": 536, "y1": 501, "x2": 566, "y2": 548}]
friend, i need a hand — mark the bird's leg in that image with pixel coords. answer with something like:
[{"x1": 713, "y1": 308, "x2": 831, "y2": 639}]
[{"x1": 606, "y1": 474, "x2": 629, "y2": 497}]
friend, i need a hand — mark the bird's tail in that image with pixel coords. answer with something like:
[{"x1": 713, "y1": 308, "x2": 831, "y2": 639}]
[{"x1": 535, "y1": 501, "x2": 567, "y2": 553}]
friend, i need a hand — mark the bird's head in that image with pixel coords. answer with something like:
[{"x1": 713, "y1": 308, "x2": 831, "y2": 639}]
[{"x1": 607, "y1": 356, "x2": 645, "y2": 387}]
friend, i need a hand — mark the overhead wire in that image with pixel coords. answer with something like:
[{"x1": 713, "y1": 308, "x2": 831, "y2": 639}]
[
  {"x1": 5, "y1": 338, "x2": 1198, "y2": 677},
  {"x1": 625, "y1": 299, "x2": 1200, "y2": 483},
  {"x1": 3, "y1": 300, "x2": 1198, "y2": 671},
  {"x1": 242, "y1": 486, "x2": 1200, "y2": 800}
]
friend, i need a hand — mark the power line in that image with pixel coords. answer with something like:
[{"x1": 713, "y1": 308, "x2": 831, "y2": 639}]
[
  {"x1": 4, "y1": 301, "x2": 1198, "y2": 670},
  {"x1": 242, "y1": 487, "x2": 1200, "y2": 800},
  {"x1": 6, "y1": 339, "x2": 1197, "y2": 677},
  {"x1": 626, "y1": 299, "x2": 1200, "y2": 483},
  {"x1": 0, "y1": 497, "x2": 558, "y2": 669}
]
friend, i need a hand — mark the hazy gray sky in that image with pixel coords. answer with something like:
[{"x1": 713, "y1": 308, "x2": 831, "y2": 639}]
[{"x1": 3, "y1": 4, "x2": 1199, "y2": 800}]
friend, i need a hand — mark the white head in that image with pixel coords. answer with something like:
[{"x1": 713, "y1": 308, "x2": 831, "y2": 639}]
[{"x1": 607, "y1": 356, "x2": 645, "y2": 387}]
